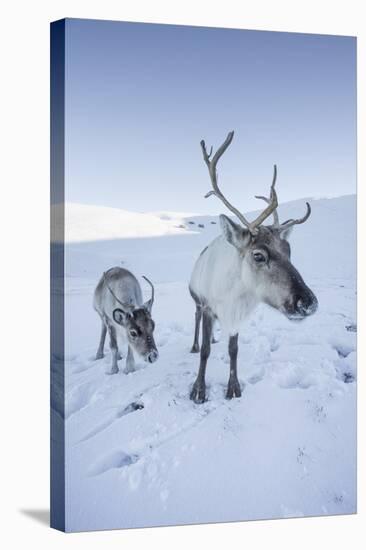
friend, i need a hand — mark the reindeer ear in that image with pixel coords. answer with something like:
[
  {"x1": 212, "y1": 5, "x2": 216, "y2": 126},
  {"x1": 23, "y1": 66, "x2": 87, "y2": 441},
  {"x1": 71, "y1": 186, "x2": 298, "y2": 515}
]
[
  {"x1": 113, "y1": 308, "x2": 129, "y2": 325},
  {"x1": 220, "y1": 214, "x2": 250, "y2": 249},
  {"x1": 143, "y1": 299, "x2": 153, "y2": 314},
  {"x1": 280, "y1": 226, "x2": 293, "y2": 241}
]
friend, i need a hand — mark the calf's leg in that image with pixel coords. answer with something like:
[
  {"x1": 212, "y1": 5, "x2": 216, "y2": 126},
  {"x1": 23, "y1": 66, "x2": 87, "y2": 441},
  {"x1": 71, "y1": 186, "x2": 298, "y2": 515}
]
[
  {"x1": 95, "y1": 320, "x2": 107, "y2": 360},
  {"x1": 211, "y1": 321, "x2": 219, "y2": 344},
  {"x1": 106, "y1": 323, "x2": 119, "y2": 375},
  {"x1": 124, "y1": 345, "x2": 136, "y2": 374},
  {"x1": 190, "y1": 311, "x2": 213, "y2": 403}
]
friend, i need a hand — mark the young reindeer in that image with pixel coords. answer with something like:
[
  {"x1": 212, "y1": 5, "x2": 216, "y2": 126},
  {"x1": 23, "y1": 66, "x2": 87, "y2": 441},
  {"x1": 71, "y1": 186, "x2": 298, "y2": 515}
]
[
  {"x1": 93, "y1": 267, "x2": 158, "y2": 374},
  {"x1": 189, "y1": 131, "x2": 318, "y2": 403}
]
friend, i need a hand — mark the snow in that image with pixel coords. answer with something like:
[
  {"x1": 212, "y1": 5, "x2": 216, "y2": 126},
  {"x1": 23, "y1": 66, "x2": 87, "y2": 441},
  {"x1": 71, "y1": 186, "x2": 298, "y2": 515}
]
[
  {"x1": 53, "y1": 194, "x2": 356, "y2": 532},
  {"x1": 57, "y1": 203, "x2": 197, "y2": 243}
]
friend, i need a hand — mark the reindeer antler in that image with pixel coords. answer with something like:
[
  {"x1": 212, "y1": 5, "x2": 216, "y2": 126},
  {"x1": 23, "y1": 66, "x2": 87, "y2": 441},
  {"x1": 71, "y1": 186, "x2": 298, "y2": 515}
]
[
  {"x1": 278, "y1": 202, "x2": 311, "y2": 231},
  {"x1": 255, "y1": 166, "x2": 280, "y2": 228},
  {"x1": 256, "y1": 187, "x2": 311, "y2": 232},
  {"x1": 142, "y1": 275, "x2": 154, "y2": 312},
  {"x1": 201, "y1": 131, "x2": 278, "y2": 235}
]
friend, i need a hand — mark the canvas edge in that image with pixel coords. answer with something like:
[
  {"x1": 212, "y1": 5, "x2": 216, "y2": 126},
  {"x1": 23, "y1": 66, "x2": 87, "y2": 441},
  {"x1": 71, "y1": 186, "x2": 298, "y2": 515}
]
[{"x1": 50, "y1": 18, "x2": 66, "y2": 533}]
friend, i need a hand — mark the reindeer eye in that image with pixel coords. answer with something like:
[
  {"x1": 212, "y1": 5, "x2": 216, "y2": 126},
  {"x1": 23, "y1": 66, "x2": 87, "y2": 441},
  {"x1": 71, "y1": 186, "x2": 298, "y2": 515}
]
[
  {"x1": 253, "y1": 251, "x2": 266, "y2": 263},
  {"x1": 129, "y1": 329, "x2": 138, "y2": 338}
]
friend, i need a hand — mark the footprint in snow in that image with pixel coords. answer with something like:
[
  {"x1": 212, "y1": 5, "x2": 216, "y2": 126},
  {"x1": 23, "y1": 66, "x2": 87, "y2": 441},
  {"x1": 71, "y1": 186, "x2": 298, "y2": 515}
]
[
  {"x1": 334, "y1": 359, "x2": 356, "y2": 384},
  {"x1": 79, "y1": 401, "x2": 144, "y2": 442},
  {"x1": 343, "y1": 372, "x2": 355, "y2": 383},
  {"x1": 333, "y1": 343, "x2": 354, "y2": 358},
  {"x1": 88, "y1": 450, "x2": 139, "y2": 476}
]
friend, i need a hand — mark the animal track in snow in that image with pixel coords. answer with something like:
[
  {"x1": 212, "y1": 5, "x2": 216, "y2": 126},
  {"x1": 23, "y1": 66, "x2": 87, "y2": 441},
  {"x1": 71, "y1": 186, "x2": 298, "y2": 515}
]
[
  {"x1": 88, "y1": 450, "x2": 139, "y2": 476},
  {"x1": 79, "y1": 401, "x2": 144, "y2": 442},
  {"x1": 125, "y1": 389, "x2": 224, "y2": 460},
  {"x1": 333, "y1": 343, "x2": 354, "y2": 358},
  {"x1": 271, "y1": 361, "x2": 315, "y2": 390},
  {"x1": 334, "y1": 353, "x2": 356, "y2": 385},
  {"x1": 306, "y1": 400, "x2": 328, "y2": 423},
  {"x1": 117, "y1": 401, "x2": 144, "y2": 416}
]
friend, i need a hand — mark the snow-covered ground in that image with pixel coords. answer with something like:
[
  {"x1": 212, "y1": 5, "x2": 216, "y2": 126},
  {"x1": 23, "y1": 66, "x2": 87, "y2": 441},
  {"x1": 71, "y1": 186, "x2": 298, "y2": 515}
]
[
  {"x1": 61, "y1": 203, "x2": 198, "y2": 242},
  {"x1": 54, "y1": 194, "x2": 356, "y2": 532}
]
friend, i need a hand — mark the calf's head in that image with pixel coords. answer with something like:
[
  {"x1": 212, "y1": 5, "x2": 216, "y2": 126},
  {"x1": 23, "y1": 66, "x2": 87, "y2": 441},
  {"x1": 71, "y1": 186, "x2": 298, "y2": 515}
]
[
  {"x1": 220, "y1": 214, "x2": 318, "y2": 321},
  {"x1": 112, "y1": 276, "x2": 159, "y2": 363}
]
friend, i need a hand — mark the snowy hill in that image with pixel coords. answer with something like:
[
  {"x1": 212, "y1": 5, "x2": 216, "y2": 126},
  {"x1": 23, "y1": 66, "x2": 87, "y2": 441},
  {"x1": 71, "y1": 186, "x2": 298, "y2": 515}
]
[
  {"x1": 63, "y1": 194, "x2": 356, "y2": 282},
  {"x1": 54, "y1": 194, "x2": 356, "y2": 531},
  {"x1": 61, "y1": 203, "x2": 197, "y2": 242}
]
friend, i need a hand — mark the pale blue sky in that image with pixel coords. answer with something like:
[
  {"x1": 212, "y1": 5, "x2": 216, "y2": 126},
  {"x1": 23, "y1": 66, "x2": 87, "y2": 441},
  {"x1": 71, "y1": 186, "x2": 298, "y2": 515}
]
[{"x1": 64, "y1": 19, "x2": 356, "y2": 214}]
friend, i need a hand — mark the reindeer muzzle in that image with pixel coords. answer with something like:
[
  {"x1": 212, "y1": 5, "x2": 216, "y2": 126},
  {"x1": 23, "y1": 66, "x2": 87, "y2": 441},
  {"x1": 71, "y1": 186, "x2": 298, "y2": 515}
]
[
  {"x1": 294, "y1": 290, "x2": 318, "y2": 318},
  {"x1": 147, "y1": 349, "x2": 159, "y2": 363}
]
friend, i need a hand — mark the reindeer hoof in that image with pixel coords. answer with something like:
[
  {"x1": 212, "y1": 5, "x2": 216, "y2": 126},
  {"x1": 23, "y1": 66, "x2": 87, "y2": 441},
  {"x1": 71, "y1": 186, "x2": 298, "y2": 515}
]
[
  {"x1": 123, "y1": 366, "x2": 135, "y2": 375},
  {"x1": 106, "y1": 366, "x2": 119, "y2": 375},
  {"x1": 226, "y1": 379, "x2": 242, "y2": 399},
  {"x1": 95, "y1": 352, "x2": 104, "y2": 360},
  {"x1": 190, "y1": 344, "x2": 200, "y2": 353},
  {"x1": 190, "y1": 381, "x2": 206, "y2": 403}
]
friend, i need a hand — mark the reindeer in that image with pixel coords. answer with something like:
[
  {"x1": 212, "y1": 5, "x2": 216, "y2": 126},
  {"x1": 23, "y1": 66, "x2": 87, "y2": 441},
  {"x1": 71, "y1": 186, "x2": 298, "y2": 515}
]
[
  {"x1": 93, "y1": 267, "x2": 158, "y2": 374},
  {"x1": 189, "y1": 131, "x2": 318, "y2": 403}
]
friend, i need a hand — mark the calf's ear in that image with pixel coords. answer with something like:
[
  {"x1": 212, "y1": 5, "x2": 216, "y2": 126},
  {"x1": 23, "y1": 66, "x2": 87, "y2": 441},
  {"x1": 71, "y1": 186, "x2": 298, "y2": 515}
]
[
  {"x1": 220, "y1": 214, "x2": 250, "y2": 249},
  {"x1": 113, "y1": 308, "x2": 129, "y2": 325},
  {"x1": 143, "y1": 299, "x2": 153, "y2": 314}
]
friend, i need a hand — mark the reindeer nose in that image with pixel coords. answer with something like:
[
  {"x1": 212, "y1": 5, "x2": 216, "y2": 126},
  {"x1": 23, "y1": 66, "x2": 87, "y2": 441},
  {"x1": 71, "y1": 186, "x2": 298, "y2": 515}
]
[
  {"x1": 147, "y1": 350, "x2": 158, "y2": 363},
  {"x1": 296, "y1": 292, "x2": 318, "y2": 316}
]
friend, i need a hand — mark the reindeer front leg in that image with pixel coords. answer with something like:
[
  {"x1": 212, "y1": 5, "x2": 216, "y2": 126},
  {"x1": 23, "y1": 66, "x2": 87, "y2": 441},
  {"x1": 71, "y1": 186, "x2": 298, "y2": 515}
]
[
  {"x1": 106, "y1": 323, "x2": 119, "y2": 375},
  {"x1": 190, "y1": 303, "x2": 202, "y2": 353},
  {"x1": 124, "y1": 345, "x2": 136, "y2": 374},
  {"x1": 95, "y1": 320, "x2": 107, "y2": 360},
  {"x1": 226, "y1": 333, "x2": 242, "y2": 399},
  {"x1": 190, "y1": 311, "x2": 213, "y2": 403}
]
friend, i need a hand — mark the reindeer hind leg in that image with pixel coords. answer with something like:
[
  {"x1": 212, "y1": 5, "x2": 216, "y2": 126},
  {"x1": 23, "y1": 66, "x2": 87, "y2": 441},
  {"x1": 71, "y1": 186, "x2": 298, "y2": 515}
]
[
  {"x1": 191, "y1": 303, "x2": 202, "y2": 353},
  {"x1": 190, "y1": 288, "x2": 202, "y2": 353}
]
